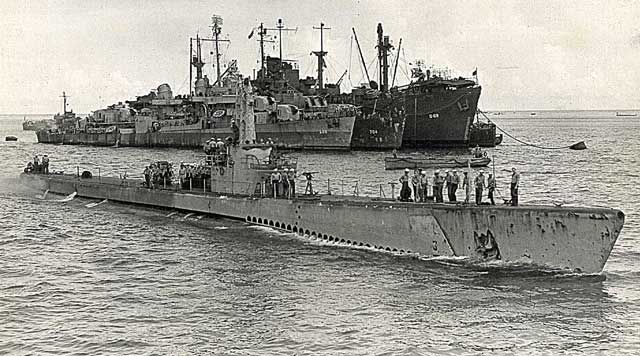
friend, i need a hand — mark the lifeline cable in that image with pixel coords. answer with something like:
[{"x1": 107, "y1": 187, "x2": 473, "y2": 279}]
[{"x1": 477, "y1": 109, "x2": 586, "y2": 150}]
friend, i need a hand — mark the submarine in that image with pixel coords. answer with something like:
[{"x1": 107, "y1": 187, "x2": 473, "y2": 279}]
[{"x1": 20, "y1": 80, "x2": 625, "y2": 274}]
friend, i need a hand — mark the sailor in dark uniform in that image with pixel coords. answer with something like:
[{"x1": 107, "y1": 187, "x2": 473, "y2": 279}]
[{"x1": 399, "y1": 168, "x2": 411, "y2": 202}]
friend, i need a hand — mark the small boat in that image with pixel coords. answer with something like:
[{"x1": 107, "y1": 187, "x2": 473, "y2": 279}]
[
  {"x1": 5, "y1": 135, "x2": 18, "y2": 141},
  {"x1": 384, "y1": 156, "x2": 491, "y2": 170},
  {"x1": 616, "y1": 112, "x2": 638, "y2": 117}
]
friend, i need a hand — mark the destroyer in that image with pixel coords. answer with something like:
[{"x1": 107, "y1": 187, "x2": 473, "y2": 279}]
[
  {"x1": 22, "y1": 81, "x2": 624, "y2": 274},
  {"x1": 36, "y1": 18, "x2": 357, "y2": 150}
]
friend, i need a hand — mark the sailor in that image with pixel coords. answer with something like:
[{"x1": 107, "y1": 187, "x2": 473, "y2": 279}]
[
  {"x1": 25, "y1": 161, "x2": 34, "y2": 173},
  {"x1": 303, "y1": 172, "x2": 314, "y2": 195},
  {"x1": 178, "y1": 163, "x2": 186, "y2": 189},
  {"x1": 271, "y1": 168, "x2": 279, "y2": 198},
  {"x1": 462, "y1": 171, "x2": 470, "y2": 204},
  {"x1": 287, "y1": 168, "x2": 296, "y2": 198},
  {"x1": 511, "y1": 167, "x2": 520, "y2": 206},
  {"x1": 42, "y1": 154, "x2": 50, "y2": 174},
  {"x1": 451, "y1": 170, "x2": 459, "y2": 202},
  {"x1": 216, "y1": 139, "x2": 226, "y2": 164},
  {"x1": 399, "y1": 168, "x2": 411, "y2": 202},
  {"x1": 475, "y1": 170, "x2": 486, "y2": 205},
  {"x1": 418, "y1": 170, "x2": 428, "y2": 202},
  {"x1": 473, "y1": 145, "x2": 482, "y2": 158},
  {"x1": 487, "y1": 173, "x2": 496, "y2": 205},
  {"x1": 33, "y1": 155, "x2": 40, "y2": 173},
  {"x1": 231, "y1": 120, "x2": 240, "y2": 145},
  {"x1": 445, "y1": 170, "x2": 452, "y2": 201},
  {"x1": 216, "y1": 138, "x2": 225, "y2": 150},
  {"x1": 282, "y1": 169, "x2": 290, "y2": 198},
  {"x1": 185, "y1": 164, "x2": 193, "y2": 190},
  {"x1": 150, "y1": 163, "x2": 158, "y2": 189},
  {"x1": 433, "y1": 170, "x2": 445, "y2": 203},
  {"x1": 143, "y1": 165, "x2": 151, "y2": 188},
  {"x1": 411, "y1": 169, "x2": 420, "y2": 202}
]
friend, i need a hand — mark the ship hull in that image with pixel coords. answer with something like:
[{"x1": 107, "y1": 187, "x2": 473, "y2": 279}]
[
  {"x1": 400, "y1": 85, "x2": 482, "y2": 147},
  {"x1": 36, "y1": 116, "x2": 356, "y2": 150},
  {"x1": 350, "y1": 115, "x2": 405, "y2": 150},
  {"x1": 21, "y1": 173, "x2": 624, "y2": 274}
]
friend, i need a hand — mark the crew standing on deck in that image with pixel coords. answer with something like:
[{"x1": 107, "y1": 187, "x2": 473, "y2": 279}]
[
  {"x1": 451, "y1": 170, "x2": 459, "y2": 202},
  {"x1": 487, "y1": 173, "x2": 496, "y2": 205},
  {"x1": 511, "y1": 168, "x2": 520, "y2": 206},
  {"x1": 411, "y1": 169, "x2": 420, "y2": 202},
  {"x1": 178, "y1": 163, "x2": 186, "y2": 189},
  {"x1": 287, "y1": 168, "x2": 296, "y2": 198},
  {"x1": 282, "y1": 169, "x2": 290, "y2": 198},
  {"x1": 399, "y1": 168, "x2": 411, "y2": 202},
  {"x1": 33, "y1": 155, "x2": 40, "y2": 173},
  {"x1": 433, "y1": 170, "x2": 445, "y2": 203},
  {"x1": 418, "y1": 170, "x2": 428, "y2": 202},
  {"x1": 143, "y1": 165, "x2": 151, "y2": 188},
  {"x1": 445, "y1": 171, "x2": 452, "y2": 201},
  {"x1": 42, "y1": 155, "x2": 49, "y2": 174},
  {"x1": 271, "y1": 169, "x2": 279, "y2": 198},
  {"x1": 463, "y1": 171, "x2": 470, "y2": 204},
  {"x1": 231, "y1": 120, "x2": 240, "y2": 145},
  {"x1": 475, "y1": 171, "x2": 486, "y2": 205}
]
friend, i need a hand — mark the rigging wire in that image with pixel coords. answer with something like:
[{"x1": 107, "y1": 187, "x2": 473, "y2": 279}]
[
  {"x1": 348, "y1": 35, "x2": 353, "y2": 83},
  {"x1": 477, "y1": 109, "x2": 586, "y2": 150}
]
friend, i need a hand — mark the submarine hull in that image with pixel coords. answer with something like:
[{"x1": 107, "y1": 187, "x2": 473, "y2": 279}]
[{"x1": 21, "y1": 173, "x2": 624, "y2": 274}]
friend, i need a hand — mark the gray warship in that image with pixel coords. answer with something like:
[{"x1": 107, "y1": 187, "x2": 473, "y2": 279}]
[
  {"x1": 36, "y1": 18, "x2": 357, "y2": 150},
  {"x1": 22, "y1": 80, "x2": 625, "y2": 274}
]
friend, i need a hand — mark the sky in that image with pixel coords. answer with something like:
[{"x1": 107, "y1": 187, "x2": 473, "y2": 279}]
[{"x1": 1, "y1": 0, "x2": 640, "y2": 114}]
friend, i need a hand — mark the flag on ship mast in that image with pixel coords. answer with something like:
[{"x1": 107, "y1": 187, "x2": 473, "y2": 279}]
[{"x1": 248, "y1": 28, "x2": 255, "y2": 39}]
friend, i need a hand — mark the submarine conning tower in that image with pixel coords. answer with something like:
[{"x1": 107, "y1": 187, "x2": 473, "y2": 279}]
[{"x1": 208, "y1": 78, "x2": 294, "y2": 195}]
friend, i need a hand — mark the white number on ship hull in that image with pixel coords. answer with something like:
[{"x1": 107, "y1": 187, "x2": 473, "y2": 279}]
[
  {"x1": 319, "y1": 129, "x2": 328, "y2": 135},
  {"x1": 369, "y1": 129, "x2": 379, "y2": 135},
  {"x1": 428, "y1": 113, "x2": 440, "y2": 119}
]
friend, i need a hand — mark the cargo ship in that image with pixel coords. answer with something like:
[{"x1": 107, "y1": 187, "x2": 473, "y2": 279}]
[
  {"x1": 21, "y1": 82, "x2": 625, "y2": 274},
  {"x1": 36, "y1": 18, "x2": 357, "y2": 151},
  {"x1": 336, "y1": 23, "x2": 488, "y2": 147}
]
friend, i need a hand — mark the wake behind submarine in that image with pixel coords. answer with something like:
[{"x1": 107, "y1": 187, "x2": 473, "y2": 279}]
[{"x1": 20, "y1": 80, "x2": 625, "y2": 274}]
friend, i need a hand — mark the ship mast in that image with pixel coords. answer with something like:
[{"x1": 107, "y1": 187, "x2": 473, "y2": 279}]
[
  {"x1": 258, "y1": 23, "x2": 266, "y2": 79},
  {"x1": 312, "y1": 22, "x2": 330, "y2": 90},
  {"x1": 265, "y1": 19, "x2": 296, "y2": 67},
  {"x1": 352, "y1": 27, "x2": 371, "y2": 86},
  {"x1": 376, "y1": 23, "x2": 393, "y2": 92},
  {"x1": 391, "y1": 38, "x2": 402, "y2": 87},
  {"x1": 210, "y1": 15, "x2": 229, "y2": 86},
  {"x1": 191, "y1": 35, "x2": 205, "y2": 81},
  {"x1": 255, "y1": 23, "x2": 275, "y2": 80},
  {"x1": 60, "y1": 91, "x2": 69, "y2": 114}
]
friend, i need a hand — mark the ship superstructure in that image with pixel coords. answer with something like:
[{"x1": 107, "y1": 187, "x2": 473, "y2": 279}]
[{"x1": 36, "y1": 17, "x2": 357, "y2": 150}]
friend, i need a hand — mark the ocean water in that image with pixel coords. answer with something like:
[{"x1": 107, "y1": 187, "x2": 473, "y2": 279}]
[{"x1": 0, "y1": 112, "x2": 639, "y2": 355}]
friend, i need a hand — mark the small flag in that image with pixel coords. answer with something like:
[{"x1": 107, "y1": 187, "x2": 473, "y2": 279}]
[
  {"x1": 248, "y1": 29, "x2": 255, "y2": 39},
  {"x1": 472, "y1": 68, "x2": 478, "y2": 76}
]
